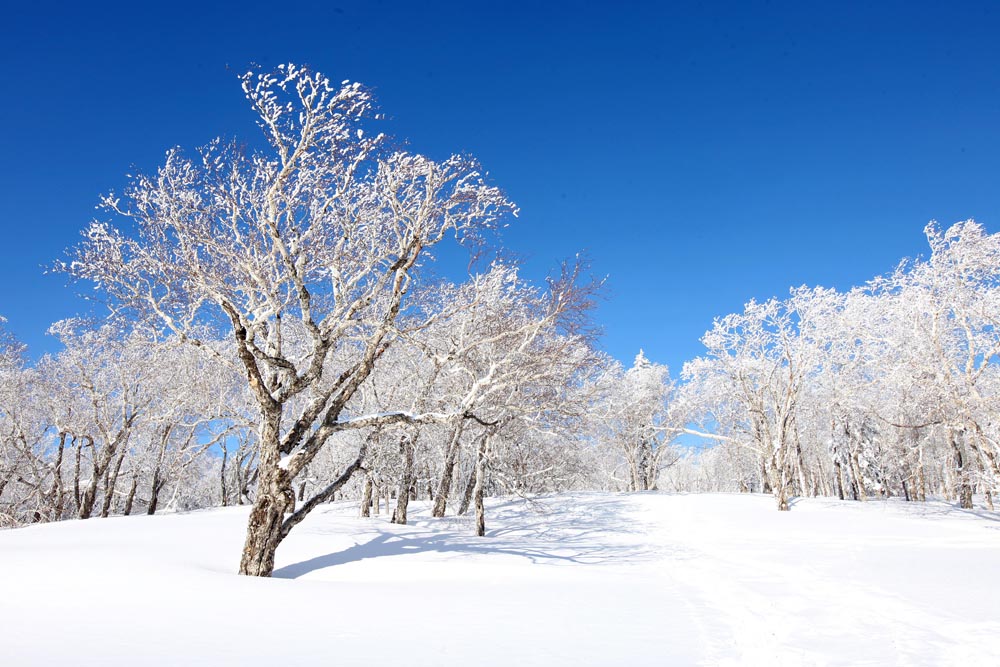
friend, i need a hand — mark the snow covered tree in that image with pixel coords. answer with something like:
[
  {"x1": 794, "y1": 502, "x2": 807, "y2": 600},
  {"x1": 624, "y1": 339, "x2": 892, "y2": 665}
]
[
  {"x1": 878, "y1": 221, "x2": 1000, "y2": 507},
  {"x1": 684, "y1": 295, "x2": 816, "y2": 510},
  {"x1": 675, "y1": 220, "x2": 1000, "y2": 512},
  {"x1": 353, "y1": 261, "x2": 600, "y2": 532},
  {"x1": 596, "y1": 351, "x2": 679, "y2": 491},
  {"x1": 62, "y1": 64, "x2": 514, "y2": 576},
  {"x1": 0, "y1": 319, "x2": 49, "y2": 526}
]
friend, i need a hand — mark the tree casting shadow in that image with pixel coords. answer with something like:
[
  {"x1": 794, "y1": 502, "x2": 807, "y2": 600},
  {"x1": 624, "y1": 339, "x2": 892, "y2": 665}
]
[{"x1": 273, "y1": 494, "x2": 657, "y2": 579}]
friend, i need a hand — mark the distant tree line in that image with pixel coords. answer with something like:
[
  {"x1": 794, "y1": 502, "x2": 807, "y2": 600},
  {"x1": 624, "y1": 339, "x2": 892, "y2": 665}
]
[{"x1": 668, "y1": 220, "x2": 1000, "y2": 513}]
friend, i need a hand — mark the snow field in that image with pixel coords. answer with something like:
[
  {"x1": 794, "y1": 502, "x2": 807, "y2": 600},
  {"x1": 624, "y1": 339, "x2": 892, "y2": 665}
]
[{"x1": 0, "y1": 493, "x2": 997, "y2": 666}]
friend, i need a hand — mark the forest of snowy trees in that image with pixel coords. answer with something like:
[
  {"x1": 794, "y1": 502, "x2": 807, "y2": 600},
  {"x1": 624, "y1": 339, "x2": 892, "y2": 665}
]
[{"x1": 1, "y1": 65, "x2": 998, "y2": 576}]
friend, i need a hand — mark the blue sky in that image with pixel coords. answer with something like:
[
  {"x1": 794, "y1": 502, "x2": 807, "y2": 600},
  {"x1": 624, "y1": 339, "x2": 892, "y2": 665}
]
[{"x1": 2, "y1": 1, "x2": 999, "y2": 374}]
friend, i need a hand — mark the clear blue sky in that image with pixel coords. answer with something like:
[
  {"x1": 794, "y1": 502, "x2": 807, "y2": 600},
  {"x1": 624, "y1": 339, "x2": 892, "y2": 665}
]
[{"x1": 2, "y1": 1, "x2": 999, "y2": 374}]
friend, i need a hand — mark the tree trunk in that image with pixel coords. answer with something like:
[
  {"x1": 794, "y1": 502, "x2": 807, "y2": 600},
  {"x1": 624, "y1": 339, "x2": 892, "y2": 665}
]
[
  {"x1": 760, "y1": 456, "x2": 772, "y2": 494},
  {"x1": 79, "y1": 447, "x2": 106, "y2": 519},
  {"x1": 794, "y1": 436, "x2": 809, "y2": 497},
  {"x1": 769, "y1": 443, "x2": 791, "y2": 511},
  {"x1": 432, "y1": 422, "x2": 466, "y2": 517},
  {"x1": 147, "y1": 470, "x2": 163, "y2": 515},
  {"x1": 474, "y1": 472, "x2": 486, "y2": 537},
  {"x1": 52, "y1": 432, "x2": 67, "y2": 520},
  {"x1": 774, "y1": 469, "x2": 790, "y2": 511},
  {"x1": 458, "y1": 467, "x2": 477, "y2": 516},
  {"x1": 459, "y1": 432, "x2": 490, "y2": 515},
  {"x1": 424, "y1": 462, "x2": 434, "y2": 501},
  {"x1": 73, "y1": 437, "x2": 84, "y2": 514},
  {"x1": 220, "y1": 446, "x2": 229, "y2": 507},
  {"x1": 239, "y1": 416, "x2": 294, "y2": 577},
  {"x1": 101, "y1": 446, "x2": 129, "y2": 518},
  {"x1": 392, "y1": 435, "x2": 414, "y2": 525},
  {"x1": 833, "y1": 459, "x2": 845, "y2": 500},
  {"x1": 633, "y1": 440, "x2": 650, "y2": 491},
  {"x1": 473, "y1": 437, "x2": 489, "y2": 537},
  {"x1": 850, "y1": 449, "x2": 866, "y2": 501},
  {"x1": 360, "y1": 476, "x2": 373, "y2": 518},
  {"x1": 950, "y1": 432, "x2": 974, "y2": 510},
  {"x1": 79, "y1": 485, "x2": 98, "y2": 519},
  {"x1": 77, "y1": 437, "x2": 103, "y2": 519},
  {"x1": 123, "y1": 472, "x2": 139, "y2": 516}
]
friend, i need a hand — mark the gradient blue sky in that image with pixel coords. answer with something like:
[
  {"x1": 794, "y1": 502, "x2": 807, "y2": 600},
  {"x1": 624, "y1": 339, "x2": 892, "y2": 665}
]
[{"x1": 2, "y1": 1, "x2": 999, "y2": 373}]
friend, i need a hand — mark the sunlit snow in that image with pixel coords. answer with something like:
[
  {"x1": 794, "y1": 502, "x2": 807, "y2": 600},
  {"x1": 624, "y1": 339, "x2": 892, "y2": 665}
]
[{"x1": 1, "y1": 492, "x2": 996, "y2": 665}]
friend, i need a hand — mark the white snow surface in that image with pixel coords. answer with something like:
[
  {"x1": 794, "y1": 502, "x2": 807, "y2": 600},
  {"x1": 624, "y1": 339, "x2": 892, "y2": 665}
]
[{"x1": 1, "y1": 493, "x2": 997, "y2": 666}]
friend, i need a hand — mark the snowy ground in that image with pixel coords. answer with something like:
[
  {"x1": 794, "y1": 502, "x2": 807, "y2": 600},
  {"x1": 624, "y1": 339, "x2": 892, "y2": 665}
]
[{"x1": 0, "y1": 493, "x2": 997, "y2": 666}]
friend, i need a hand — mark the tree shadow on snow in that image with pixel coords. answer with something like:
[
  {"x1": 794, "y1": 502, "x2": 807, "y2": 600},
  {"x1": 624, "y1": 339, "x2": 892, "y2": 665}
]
[
  {"x1": 891, "y1": 499, "x2": 1000, "y2": 524},
  {"x1": 806, "y1": 495, "x2": 1000, "y2": 524},
  {"x1": 273, "y1": 494, "x2": 661, "y2": 579}
]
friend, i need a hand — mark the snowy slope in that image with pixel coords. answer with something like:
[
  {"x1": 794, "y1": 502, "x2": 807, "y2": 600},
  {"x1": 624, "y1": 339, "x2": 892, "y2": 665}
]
[{"x1": 0, "y1": 493, "x2": 997, "y2": 666}]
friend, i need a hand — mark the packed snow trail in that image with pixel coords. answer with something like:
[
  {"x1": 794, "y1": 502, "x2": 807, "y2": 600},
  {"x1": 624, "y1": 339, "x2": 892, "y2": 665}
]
[{"x1": 0, "y1": 493, "x2": 997, "y2": 665}]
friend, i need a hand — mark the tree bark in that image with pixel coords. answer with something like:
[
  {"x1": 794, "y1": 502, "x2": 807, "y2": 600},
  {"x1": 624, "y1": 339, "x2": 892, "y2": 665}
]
[
  {"x1": 794, "y1": 436, "x2": 809, "y2": 497},
  {"x1": 458, "y1": 466, "x2": 477, "y2": 516},
  {"x1": 950, "y1": 431, "x2": 974, "y2": 510},
  {"x1": 239, "y1": 415, "x2": 295, "y2": 578},
  {"x1": 360, "y1": 476, "x2": 373, "y2": 518},
  {"x1": 72, "y1": 437, "x2": 83, "y2": 514},
  {"x1": 123, "y1": 472, "x2": 139, "y2": 516},
  {"x1": 432, "y1": 422, "x2": 466, "y2": 517},
  {"x1": 850, "y1": 449, "x2": 867, "y2": 501},
  {"x1": 392, "y1": 434, "x2": 414, "y2": 525},
  {"x1": 459, "y1": 431, "x2": 489, "y2": 515},
  {"x1": 423, "y1": 462, "x2": 434, "y2": 501},
  {"x1": 79, "y1": 446, "x2": 107, "y2": 519},
  {"x1": 473, "y1": 436, "x2": 489, "y2": 537},
  {"x1": 220, "y1": 446, "x2": 229, "y2": 507},
  {"x1": 101, "y1": 446, "x2": 129, "y2": 518},
  {"x1": 833, "y1": 459, "x2": 845, "y2": 500},
  {"x1": 52, "y1": 432, "x2": 67, "y2": 520},
  {"x1": 760, "y1": 456, "x2": 772, "y2": 495},
  {"x1": 147, "y1": 469, "x2": 165, "y2": 515},
  {"x1": 774, "y1": 470, "x2": 790, "y2": 511},
  {"x1": 768, "y1": 444, "x2": 790, "y2": 511}
]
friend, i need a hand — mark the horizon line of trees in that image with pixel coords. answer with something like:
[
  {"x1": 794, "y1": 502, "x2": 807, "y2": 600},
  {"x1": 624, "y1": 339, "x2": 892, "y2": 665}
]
[{"x1": 4, "y1": 221, "x2": 996, "y2": 529}]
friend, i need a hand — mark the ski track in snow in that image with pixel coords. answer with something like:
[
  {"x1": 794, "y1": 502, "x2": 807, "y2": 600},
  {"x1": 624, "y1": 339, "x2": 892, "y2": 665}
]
[{"x1": 0, "y1": 493, "x2": 997, "y2": 666}]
